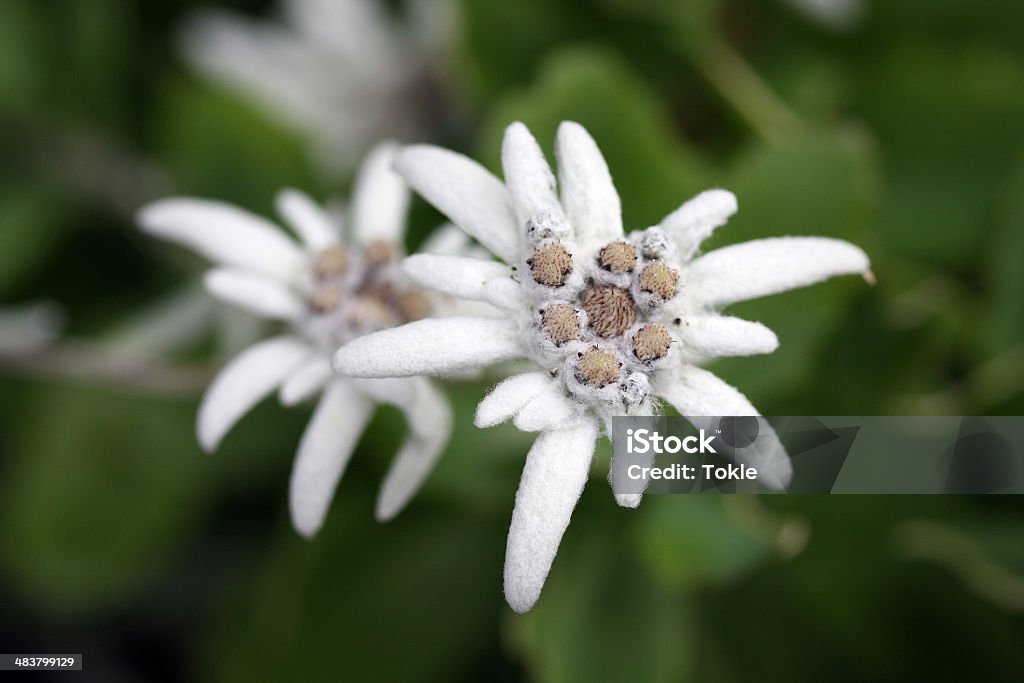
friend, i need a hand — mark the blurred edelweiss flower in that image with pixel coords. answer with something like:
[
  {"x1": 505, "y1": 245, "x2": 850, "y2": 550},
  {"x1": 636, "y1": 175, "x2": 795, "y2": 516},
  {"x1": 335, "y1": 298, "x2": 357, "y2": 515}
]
[
  {"x1": 334, "y1": 121, "x2": 873, "y2": 612},
  {"x1": 179, "y1": 0, "x2": 456, "y2": 174},
  {"x1": 137, "y1": 143, "x2": 467, "y2": 535}
]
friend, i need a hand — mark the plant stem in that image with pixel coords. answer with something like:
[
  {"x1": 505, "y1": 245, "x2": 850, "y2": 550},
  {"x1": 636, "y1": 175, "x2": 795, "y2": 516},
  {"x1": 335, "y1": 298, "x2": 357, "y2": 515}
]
[{"x1": 690, "y1": 38, "x2": 803, "y2": 145}]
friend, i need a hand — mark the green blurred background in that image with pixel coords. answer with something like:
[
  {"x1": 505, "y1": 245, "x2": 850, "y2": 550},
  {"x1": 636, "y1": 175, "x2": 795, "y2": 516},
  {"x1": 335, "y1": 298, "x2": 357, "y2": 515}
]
[{"x1": 2, "y1": 0, "x2": 1023, "y2": 680}]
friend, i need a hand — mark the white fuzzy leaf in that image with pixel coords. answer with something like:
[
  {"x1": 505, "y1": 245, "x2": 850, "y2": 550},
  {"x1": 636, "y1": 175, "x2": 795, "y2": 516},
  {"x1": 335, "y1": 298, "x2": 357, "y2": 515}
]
[
  {"x1": 334, "y1": 317, "x2": 524, "y2": 378},
  {"x1": 395, "y1": 145, "x2": 519, "y2": 263},
  {"x1": 504, "y1": 418, "x2": 599, "y2": 613}
]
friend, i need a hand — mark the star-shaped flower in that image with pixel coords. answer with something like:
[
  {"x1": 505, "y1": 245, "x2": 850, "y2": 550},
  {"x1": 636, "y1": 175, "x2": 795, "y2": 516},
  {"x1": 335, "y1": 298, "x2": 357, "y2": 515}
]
[
  {"x1": 334, "y1": 122, "x2": 872, "y2": 612},
  {"x1": 180, "y1": 0, "x2": 457, "y2": 174},
  {"x1": 138, "y1": 143, "x2": 464, "y2": 535}
]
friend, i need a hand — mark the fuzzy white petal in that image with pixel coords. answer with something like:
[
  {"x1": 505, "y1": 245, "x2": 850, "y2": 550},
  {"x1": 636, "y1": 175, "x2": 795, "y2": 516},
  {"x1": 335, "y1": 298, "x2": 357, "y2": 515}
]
[
  {"x1": 419, "y1": 223, "x2": 471, "y2": 256},
  {"x1": 275, "y1": 189, "x2": 340, "y2": 251},
  {"x1": 289, "y1": 378, "x2": 375, "y2": 538},
  {"x1": 513, "y1": 386, "x2": 582, "y2": 432},
  {"x1": 350, "y1": 142, "x2": 410, "y2": 246},
  {"x1": 279, "y1": 356, "x2": 333, "y2": 406},
  {"x1": 475, "y1": 372, "x2": 554, "y2": 428},
  {"x1": 658, "y1": 189, "x2": 738, "y2": 260},
  {"x1": 610, "y1": 437, "x2": 651, "y2": 510},
  {"x1": 482, "y1": 276, "x2": 526, "y2": 310},
  {"x1": 334, "y1": 317, "x2": 524, "y2": 378},
  {"x1": 203, "y1": 268, "x2": 304, "y2": 321},
  {"x1": 655, "y1": 366, "x2": 792, "y2": 490},
  {"x1": 678, "y1": 315, "x2": 779, "y2": 360},
  {"x1": 502, "y1": 122, "x2": 564, "y2": 226},
  {"x1": 686, "y1": 237, "x2": 870, "y2": 309},
  {"x1": 395, "y1": 145, "x2": 519, "y2": 263},
  {"x1": 402, "y1": 254, "x2": 510, "y2": 302},
  {"x1": 504, "y1": 418, "x2": 599, "y2": 613},
  {"x1": 139, "y1": 198, "x2": 305, "y2": 278},
  {"x1": 656, "y1": 364, "x2": 758, "y2": 418},
  {"x1": 376, "y1": 378, "x2": 452, "y2": 521},
  {"x1": 555, "y1": 121, "x2": 623, "y2": 245},
  {"x1": 197, "y1": 336, "x2": 310, "y2": 451}
]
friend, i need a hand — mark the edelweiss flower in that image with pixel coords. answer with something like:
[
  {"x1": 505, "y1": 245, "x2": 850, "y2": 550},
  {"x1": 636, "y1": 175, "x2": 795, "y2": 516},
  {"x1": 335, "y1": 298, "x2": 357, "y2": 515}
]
[
  {"x1": 137, "y1": 144, "x2": 460, "y2": 535},
  {"x1": 334, "y1": 122, "x2": 872, "y2": 612},
  {"x1": 180, "y1": 0, "x2": 456, "y2": 174}
]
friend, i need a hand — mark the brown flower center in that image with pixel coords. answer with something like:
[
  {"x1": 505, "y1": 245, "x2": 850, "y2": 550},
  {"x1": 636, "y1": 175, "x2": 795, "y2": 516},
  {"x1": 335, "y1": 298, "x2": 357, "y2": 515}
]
[
  {"x1": 364, "y1": 240, "x2": 395, "y2": 266},
  {"x1": 313, "y1": 246, "x2": 348, "y2": 278},
  {"x1": 540, "y1": 304, "x2": 580, "y2": 345},
  {"x1": 599, "y1": 241, "x2": 637, "y2": 272},
  {"x1": 528, "y1": 243, "x2": 573, "y2": 287},
  {"x1": 580, "y1": 285, "x2": 636, "y2": 338},
  {"x1": 633, "y1": 323, "x2": 672, "y2": 361},
  {"x1": 310, "y1": 282, "x2": 345, "y2": 312},
  {"x1": 639, "y1": 261, "x2": 679, "y2": 301},
  {"x1": 397, "y1": 291, "x2": 431, "y2": 322},
  {"x1": 576, "y1": 347, "x2": 621, "y2": 387}
]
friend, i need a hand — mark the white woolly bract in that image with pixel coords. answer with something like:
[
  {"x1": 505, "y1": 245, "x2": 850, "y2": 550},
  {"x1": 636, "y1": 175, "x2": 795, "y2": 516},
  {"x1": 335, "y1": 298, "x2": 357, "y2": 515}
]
[
  {"x1": 555, "y1": 121, "x2": 623, "y2": 245},
  {"x1": 654, "y1": 365, "x2": 792, "y2": 490},
  {"x1": 374, "y1": 377, "x2": 453, "y2": 521},
  {"x1": 276, "y1": 188, "x2": 340, "y2": 251},
  {"x1": 395, "y1": 145, "x2": 520, "y2": 263},
  {"x1": 685, "y1": 236, "x2": 870, "y2": 310},
  {"x1": 504, "y1": 418, "x2": 599, "y2": 613},
  {"x1": 475, "y1": 372, "x2": 553, "y2": 428},
  {"x1": 138, "y1": 198, "x2": 306, "y2": 279},
  {"x1": 333, "y1": 316, "x2": 524, "y2": 378},
  {"x1": 289, "y1": 379, "x2": 375, "y2": 538},
  {"x1": 197, "y1": 336, "x2": 310, "y2": 452},
  {"x1": 279, "y1": 355, "x2": 333, "y2": 406},
  {"x1": 350, "y1": 141, "x2": 410, "y2": 246},
  {"x1": 658, "y1": 188, "x2": 737, "y2": 260},
  {"x1": 203, "y1": 267, "x2": 305, "y2": 321},
  {"x1": 502, "y1": 122, "x2": 564, "y2": 228},
  {"x1": 402, "y1": 254, "x2": 511, "y2": 303}
]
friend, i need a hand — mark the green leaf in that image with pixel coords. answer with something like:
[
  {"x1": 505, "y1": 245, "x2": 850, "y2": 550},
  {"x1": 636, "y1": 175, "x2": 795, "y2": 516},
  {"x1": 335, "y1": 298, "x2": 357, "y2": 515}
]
[
  {"x1": 986, "y1": 157, "x2": 1024, "y2": 353},
  {"x1": 64, "y1": 0, "x2": 134, "y2": 126},
  {"x1": 632, "y1": 496, "x2": 780, "y2": 591},
  {"x1": 593, "y1": 0, "x2": 720, "y2": 52},
  {"x1": 0, "y1": 0, "x2": 47, "y2": 115},
  {"x1": 205, "y1": 496, "x2": 506, "y2": 683},
  {"x1": 0, "y1": 384, "x2": 209, "y2": 615},
  {"x1": 0, "y1": 184, "x2": 69, "y2": 296},
  {"x1": 856, "y1": 42, "x2": 1024, "y2": 266}
]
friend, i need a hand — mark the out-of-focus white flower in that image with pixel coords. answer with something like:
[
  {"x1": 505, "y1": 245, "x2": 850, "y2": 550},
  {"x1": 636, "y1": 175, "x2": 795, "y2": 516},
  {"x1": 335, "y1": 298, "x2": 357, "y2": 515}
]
[
  {"x1": 179, "y1": 0, "x2": 458, "y2": 174},
  {"x1": 334, "y1": 121, "x2": 872, "y2": 612},
  {"x1": 0, "y1": 302, "x2": 64, "y2": 353},
  {"x1": 138, "y1": 143, "x2": 471, "y2": 534},
  {"x1": 781, "y1": 0, "x2": 865, "y2": 30}
]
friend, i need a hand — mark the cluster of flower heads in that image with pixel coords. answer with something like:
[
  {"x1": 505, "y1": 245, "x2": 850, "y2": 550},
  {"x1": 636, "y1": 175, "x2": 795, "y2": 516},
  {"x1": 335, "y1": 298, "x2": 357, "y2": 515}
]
[
  {"x1": 139, "y1": 143, "x2": 475, "y2": 535},
  {"x1": 140, "y1": 120, "x2": 870, "y2": 613}
]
